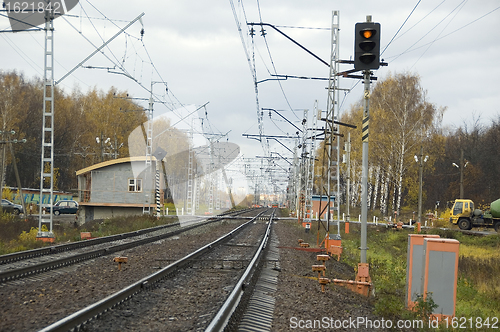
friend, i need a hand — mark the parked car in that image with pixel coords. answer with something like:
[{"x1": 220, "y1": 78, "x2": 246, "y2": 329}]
[
  {"x1": 1, "y1": 199, "x2": 23, "y2": 215},
  {"x1": 52, "y1": 200, "x2": 79, "y2": 215}
]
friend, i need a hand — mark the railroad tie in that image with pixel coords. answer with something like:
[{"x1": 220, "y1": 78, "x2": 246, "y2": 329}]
[{"x1": 238, "y1": 232, "x2": 280, "y2": 332}]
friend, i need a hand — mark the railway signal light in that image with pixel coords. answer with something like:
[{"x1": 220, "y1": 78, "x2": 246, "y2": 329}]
[{"x1": 354, "y1": 22, "x2": 381, "y2": 70}]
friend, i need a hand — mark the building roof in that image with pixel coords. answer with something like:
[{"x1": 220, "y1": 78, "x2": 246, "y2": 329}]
[{"x1": 76, "y1": 156, "x2": 157, "y2": 176}]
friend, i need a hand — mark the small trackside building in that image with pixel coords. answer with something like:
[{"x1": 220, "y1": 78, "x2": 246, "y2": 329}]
[
  {"x1": 311, "y1": 195, "x2": 335, "y2": 220},
  {"x1": 76, "y1": 156, "x2": 163, "y2": 224}
]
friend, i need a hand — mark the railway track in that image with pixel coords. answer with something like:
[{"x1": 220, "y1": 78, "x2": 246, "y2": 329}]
[
  {"x1": 207, "y1": 212, "x2": 280, "y2": 332},
  {"x1": 0, "y1": 209, "x2": 259, "y2": 285},
  {"x1": 2, "y1": 209, "x2": 400, "y2": 332},
  {"x1": 38, "y1": 208, "x2": 274, "y2": 331}
]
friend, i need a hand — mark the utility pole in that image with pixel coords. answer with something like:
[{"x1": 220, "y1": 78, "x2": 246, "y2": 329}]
[
  {"x1": 0, "y1": 131, "x2": 27, "y2": 215},
  {"x1": 304, "y1": 102, "x2": 319, "y2": 226},
  {"x1": 38, "y1": 5, "x2": 55, "y2": 240},
  {"x1": 10, "y1": 8, "x2": 144, "y2": 237},
  {"x1": 345, "y1": 132, "x2": 351, "y2": 225},
  {"x1": 319, "y1": 10, "x2": 340, "y2": 237},
  {"x1": 10, "y1": 138, "x2": 27, "y2": 216},
  {"x1": 452, "y1": 149, "x2": 467, "y2": 198},
  {"x1": 415, "y1": 146, "x2": 428, "y2": 224},
  {"x1": 418, "y1": 146, "x2": 424, "y2": 225},
  {"x1": 292, "y1": 138, "x2": 299, "y2": 215},
  {"x1": 460, "y1": 149, "x2": 464, "y2": 198},
  {"x1": 208, "y1": 139, "x2": 214, "y2": 214},
  {"x1": 297, "y1": 109, "x2": 308, "y2": 224},
  {"x1": 144, "y1": 81, "x2": 167, "y2": 215},
  {"x1": 143, "y1": 82, "x2": 154, "y2": 214},
  {"x1": 355, "y1": 14, "x2": 381, "y2": 264},
  {"x1": 221, "y1": 168, "x2": 236, "y2": 209},
  {"x1": 360, "y1": 68, "x2": 370, "y2": 264},
  {"x1": 459, "y1": 149, "x2": 465, "y2": 199},
  {"x1": 187, "y1": 119, "x2": 195, "y2": 215}
]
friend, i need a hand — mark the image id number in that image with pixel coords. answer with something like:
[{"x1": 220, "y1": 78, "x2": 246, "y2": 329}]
[
  {"x1": 443, "y1": 317, "x2": 498, "y2": 329},
  {"x1": 4, "y1": 1, "x2": 65, "y2": 14}
]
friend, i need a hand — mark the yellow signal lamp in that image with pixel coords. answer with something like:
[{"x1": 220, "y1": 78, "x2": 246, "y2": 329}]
[{"x1": 361, "y1": 29, "x2": 376, "y2": 39}]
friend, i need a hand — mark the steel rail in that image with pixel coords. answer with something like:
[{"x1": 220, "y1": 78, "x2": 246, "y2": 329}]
[
  {"x1": 38, "y1": 209, "x2": 269, "y2": 332},
  {"x1": 0, "y1": 220, "x2": 205, "y2": 283},
  {"x1": 0, "y1": 220, "x2": 182, "y2": 265},
  {"x1": 0, "y1": 208, "x2": 253, "y2": 265},
  {"x1": 0, "y1": 209, "x2": 256, "y2": 283},
  {"x1": 205, "y1": 212, "x2": 274, "y2": 332}
]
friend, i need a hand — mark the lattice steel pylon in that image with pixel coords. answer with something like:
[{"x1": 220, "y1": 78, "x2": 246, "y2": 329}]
[
  {"x1": 320, "y1": 11, "x2": 340, "y2": 235},
  {"x1": 290, "y1": 139, "x2": 299, "y2": 215},
  {"x1": 142, "y1": 82, "x2": 154, "y2": 214},
  {"x1": 186, "y1": 119, "x2": 194, "y2": 215},
  {"x1": 37, "y1": 8, "x2": 55, "y2": 239},
  {"x1": 304, "y1": 101, "x2": 319, "y2": 224},
  {"x1": 195, "y1": 172, "x2": 200, "y2": 212},
  {"x1": 215, "y1": 170, "x2": 221, "y2": 211},
  {"x1": 208, "y1": 140, "x2": 214, "y2": 214},
  {"x1": 297, "y1": 109, "x2": 309, "y2": 224}
]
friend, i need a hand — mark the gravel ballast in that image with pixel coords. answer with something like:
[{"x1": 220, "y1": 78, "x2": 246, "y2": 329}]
[
  {"x1": 271, "y1": 218, "x2": 396, "y2": 332},
  {"x1": 0, "y1": 213, "x2": 405, "y2": 331}
]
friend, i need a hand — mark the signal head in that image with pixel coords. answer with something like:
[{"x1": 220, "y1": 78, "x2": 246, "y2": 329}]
[{"x1": 354, "y1": 22, "x2": 381, "y2": 70}]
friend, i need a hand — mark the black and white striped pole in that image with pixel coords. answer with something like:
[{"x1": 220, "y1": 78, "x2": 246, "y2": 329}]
[{"x1": 155, "y1": 166, "x2": 161, "y2": 218}]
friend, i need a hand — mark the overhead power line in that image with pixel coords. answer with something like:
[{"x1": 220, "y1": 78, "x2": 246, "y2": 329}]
[
  {"x1": 381, "y1": 0, "x2": 421, "y2": 56},
  {"x1": 386, "y1": 3, "x2": 500, "y2": 61}
]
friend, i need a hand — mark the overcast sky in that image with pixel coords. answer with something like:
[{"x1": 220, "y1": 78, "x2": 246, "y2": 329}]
[{"x1": 1, "y1": 0, "x2": 499, "y2": 195}]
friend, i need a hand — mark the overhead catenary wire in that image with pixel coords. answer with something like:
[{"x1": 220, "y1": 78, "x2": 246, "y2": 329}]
[
  {"x1": 388, "y1": 0, "x2": 467, "y2": 63},
  {"x1": 409, "y1": 0, "x2": 468, "y2": 70},
  {"x1": 230, "y1": 0, "x2": 266, "y2": 154},
  {"x1": 380, "y1": 0, "x2": 422, "y2": 56},
  {"x1": 337, "y1": 2, "x2": 499, "y2": 118},
  {"x1": 68, "y1": 1, "x2": 188, "y2": 121},
  {"x1": 0, "y1": 32, "x2": 43, "y2": 76},
  {"x1": 386, "y1": 2, "x2": 500, "y2": 61},
  {"x1": 391, "y1": 0, "x2": 446, "y2": 43},
  {"x1": 57, "y1": 12, "x2": 144, "y2": 86},
  {"x1": 255, "y1": 0, "x2": 298, "y2": 122}
]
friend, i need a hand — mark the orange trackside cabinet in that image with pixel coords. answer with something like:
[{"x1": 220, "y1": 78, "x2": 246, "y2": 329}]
[
  {"x1": 421, "y1": 238, "x2": 460, "y2": 320},
  {"x1": 325, "y1": 234, "x2": 341, "y2": 250},
  {"x1": 405, "y1": 234, "x2": 440, "y2": 309}
]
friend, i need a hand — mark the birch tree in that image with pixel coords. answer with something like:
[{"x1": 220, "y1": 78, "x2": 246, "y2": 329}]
[
  {"x1": 336, "y1": 72, "x2": 440, "y2": 216},
  {"x1": 370, "y1": 72, "x2": 436, "y2": 215}
]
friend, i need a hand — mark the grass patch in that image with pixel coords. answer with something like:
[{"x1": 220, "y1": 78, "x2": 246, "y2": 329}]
[
  {"x1": 0, "y1": 214, "x2": 177, "y2": 255},
  {"x1": 337, "y1": 223, "x2": 500, "y2": 330}
]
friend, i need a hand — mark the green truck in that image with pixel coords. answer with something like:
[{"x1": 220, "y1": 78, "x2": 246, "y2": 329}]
[{"x1": 449, "y1": 198, "x2": 500, "y2": 231}]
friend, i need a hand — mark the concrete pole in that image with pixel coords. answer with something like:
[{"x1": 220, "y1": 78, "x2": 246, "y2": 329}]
[
  {"x1": 0, "y1": 131, "x2": 5, "y2": 214},
  {"x1": 459, "y1": 149, "x2": 464, "y2": 199},
  {"x1": 346, "y1": 132, "x2": 351, "y2": 224},
  {"x1": 417, "y1": 145, "x2": 423, "y2": 224}
]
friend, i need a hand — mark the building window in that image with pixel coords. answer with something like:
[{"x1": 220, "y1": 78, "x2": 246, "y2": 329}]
[{"x1": 128, "y1": 178, "x2": 142, "y2": 192}]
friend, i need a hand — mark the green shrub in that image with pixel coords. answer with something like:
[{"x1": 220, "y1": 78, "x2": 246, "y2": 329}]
[
  {"x1": 279, "y1": 208, "x2": 290, "y2": 217},
  {"x1": 0, "y1": 214, "x2": 176, "y2": 254},
  {"x1": 339, "y1": 223, "x2": 500, "y2": 327},
  {"x1": 413, "y1": 292, "x2": 438, "y2": 321},
  {"x1": 369, "y1": 257, "x2": 407, "y2": 319},
  {"x1": 18, "y1": 225, "x2": 46, "y2": 244}
]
